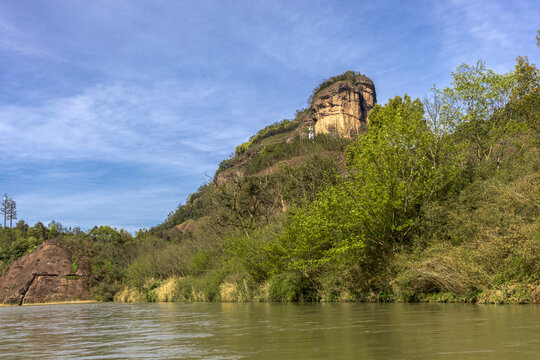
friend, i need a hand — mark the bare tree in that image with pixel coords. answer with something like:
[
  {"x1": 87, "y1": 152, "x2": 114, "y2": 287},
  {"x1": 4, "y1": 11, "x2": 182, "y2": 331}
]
[
  {"x1": 211, "y1": 173, "x2": 281, "y2": 238},
  {"x1": 7, "y1": 199, "x2": 17, "y2": 228},
  {"x1": 1, "y1": 194, "x2": 8, "y2": 228}
]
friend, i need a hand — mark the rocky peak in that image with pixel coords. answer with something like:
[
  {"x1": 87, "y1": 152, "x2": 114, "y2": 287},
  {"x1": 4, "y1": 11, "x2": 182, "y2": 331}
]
[{"x1": 306, "y1": 74, "x2": 376, "y2": 138}]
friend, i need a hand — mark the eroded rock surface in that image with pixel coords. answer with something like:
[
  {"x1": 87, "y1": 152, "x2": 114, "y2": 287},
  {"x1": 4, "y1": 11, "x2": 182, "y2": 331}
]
[
  {"x1": 308, "y1": 75, "x2": 376, "y2": 138},
  {"x1": 0, "y1": 240, "x2": 92, "y2": 305}
]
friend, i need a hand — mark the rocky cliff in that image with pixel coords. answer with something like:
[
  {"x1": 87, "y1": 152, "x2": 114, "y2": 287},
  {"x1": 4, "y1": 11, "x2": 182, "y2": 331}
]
[
  {"x1": 307, "y1": 75, "x2": 376, "y2": 138},
  {"x1": 0, "y1": 240, "x2": 92, "y2": 305}
]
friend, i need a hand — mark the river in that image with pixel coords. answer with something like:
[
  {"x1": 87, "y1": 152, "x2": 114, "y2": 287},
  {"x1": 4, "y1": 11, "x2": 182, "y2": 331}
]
[{"x1": 0, "y1": 302, "x2": 538, "y2": 359}]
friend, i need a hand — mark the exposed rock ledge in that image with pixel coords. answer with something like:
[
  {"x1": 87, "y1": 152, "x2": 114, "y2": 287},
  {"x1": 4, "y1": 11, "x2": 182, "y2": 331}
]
[
  {"x1": 307, "y1": 75, "x2": 376, "y2": 138},
  {"x1": 0, "y1": 240, "x2": 92, "y2": 305}
]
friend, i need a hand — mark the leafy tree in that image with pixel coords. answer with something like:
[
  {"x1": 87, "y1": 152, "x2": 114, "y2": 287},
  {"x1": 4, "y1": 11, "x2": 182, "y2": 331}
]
[
  {"x1": 346, "y1": 95, "x2": 458, "y2": 245},
  {"x1": 1, "y1": 195, "x2": 17, "y2": 228},
  {"x1": 48, "y1": 220, "x2": 64, "y2": 238},
  {"x1": 15, "y1": 220, "x2": 29, "y2": 237},
  {"x1": 441, "y1": 60, "x2": 516, "y2": 162},
  {"x1": 274, "y1": 95, "x2": 456, "y2": 279},
  {"x1": 48, "y1": 220, "x2": 64, "y2": 234},
  {"x1": 509, "y1": 56, "x2": 540, "y2": 132},
  {"x1": 31, "y1": 222, "x2": 48, "y2": 241},
  {"x1": 89, "y1": 225, "x2": 124, "y2": 243},
  {"x1": 279, "y1": 155, "x2": 340, "y2": 207}
]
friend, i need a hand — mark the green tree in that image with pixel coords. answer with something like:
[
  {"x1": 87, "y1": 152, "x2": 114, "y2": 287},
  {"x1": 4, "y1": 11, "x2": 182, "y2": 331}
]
[
  {"x1": 441, "y1": 60, "x2": 516, "y2": 162},
  {"x1": 15, "y1": 220, "x2": 29, "y2": 237},
  {"x1": 31, "y1": 222, "x2": 48, "y2": 241},
  {"x1": 89, "y1": 225, "x2": 131, "y2": 243},
  {"x1": 509, "y1": 56, "x2": 539, "y2": 132},
  {"x1": 346, "y1": 95, "x2": 456, "y2": 246},
  {"x1": 275, "y1": 96, "x2": 457, "y2": 279}
]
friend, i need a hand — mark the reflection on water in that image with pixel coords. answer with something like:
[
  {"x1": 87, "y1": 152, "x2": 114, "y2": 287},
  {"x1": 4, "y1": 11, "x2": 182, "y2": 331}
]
[{"x1": 0, "y1": 302, "x2": 539, "y2": 359}]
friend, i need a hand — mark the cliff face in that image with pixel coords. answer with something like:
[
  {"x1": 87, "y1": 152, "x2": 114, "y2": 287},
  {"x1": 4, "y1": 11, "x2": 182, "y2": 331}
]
[
  {"x1": 307, "y1": 75, "x2": 376, "y2": 138},
  {"x1": 0, "y1": 240, "x2": 92, "y2": 305}
]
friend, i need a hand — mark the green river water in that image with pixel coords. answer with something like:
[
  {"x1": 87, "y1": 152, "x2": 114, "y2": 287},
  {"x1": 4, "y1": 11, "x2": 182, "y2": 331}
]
[{"x1": 0, "y1": 302, "x2": 538, "y2": 359}]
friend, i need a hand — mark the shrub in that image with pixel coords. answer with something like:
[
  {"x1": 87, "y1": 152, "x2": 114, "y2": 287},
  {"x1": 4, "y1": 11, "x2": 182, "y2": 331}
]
[
  {"x1": 234, "y1": 119, "x2": 300, "y2": 157},
  {"x1": 189, "y1": 250, "x2": 212, "y2": 276},
  {"x1": 268, "y1": 272, "x2": 320, "y2": 302}
]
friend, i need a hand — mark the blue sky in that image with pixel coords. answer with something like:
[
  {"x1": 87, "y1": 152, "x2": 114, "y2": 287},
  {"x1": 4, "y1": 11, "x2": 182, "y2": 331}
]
[{"x1": 0, "y1": 0, "x2": 538, "y2": 232}]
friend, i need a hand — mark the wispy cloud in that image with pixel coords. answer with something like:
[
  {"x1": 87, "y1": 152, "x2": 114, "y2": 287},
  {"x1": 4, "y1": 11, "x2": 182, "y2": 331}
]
[
  {"x1": 0, "y1": 80, "x2": 265, "y2": 173},
  {"x1": 227, "y1": 0, "x2": 382, "y2": 76},
  {"x1": 0, "y1": 76, "x2": 293, "y2": 229},
  {"x1": 0, "y1": 9, "x2": 52, "y2": 57}
]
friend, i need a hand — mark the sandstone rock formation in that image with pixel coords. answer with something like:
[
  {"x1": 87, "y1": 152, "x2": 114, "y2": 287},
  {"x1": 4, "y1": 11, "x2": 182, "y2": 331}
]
[
  {"x1": 0, "y1": 240, "x2": 92, "y2": 305},
  {"x1": 307, "y1": 75, "x2": 376, "y2": 138}
]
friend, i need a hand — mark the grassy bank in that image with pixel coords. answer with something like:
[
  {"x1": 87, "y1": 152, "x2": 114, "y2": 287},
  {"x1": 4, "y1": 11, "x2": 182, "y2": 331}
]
[{"x1": 114, "y1": 279, "x2": 540, "y2": 304}]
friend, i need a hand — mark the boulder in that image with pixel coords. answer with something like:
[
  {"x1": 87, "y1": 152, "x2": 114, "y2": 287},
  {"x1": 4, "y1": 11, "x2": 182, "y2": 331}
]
[{"x1": 0, "y1": 240, "x2": 92, "y2": 305}]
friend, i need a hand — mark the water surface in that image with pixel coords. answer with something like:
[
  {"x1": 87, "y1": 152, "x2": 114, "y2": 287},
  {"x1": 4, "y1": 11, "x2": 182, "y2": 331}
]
[{"x1": 1, "y1": 302, "x2": 538, "y2": 359}]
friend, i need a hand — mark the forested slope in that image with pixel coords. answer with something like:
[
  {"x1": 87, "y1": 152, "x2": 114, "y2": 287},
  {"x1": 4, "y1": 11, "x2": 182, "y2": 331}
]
[
  {"x1": 117, "y1": 57, "x2": 539, "y2": 303},
  {"x1": 2, "y1": 57, "x2": 538, "y2": 304}
]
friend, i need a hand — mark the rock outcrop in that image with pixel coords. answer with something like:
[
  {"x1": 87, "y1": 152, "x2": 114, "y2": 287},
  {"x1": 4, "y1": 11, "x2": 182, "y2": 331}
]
[
  {"x1": 0, "y1": 240, "x2": 92, "y2": 305},
  {"x1": 307, "y1": 75, "x2": 376, "y2": 138}
]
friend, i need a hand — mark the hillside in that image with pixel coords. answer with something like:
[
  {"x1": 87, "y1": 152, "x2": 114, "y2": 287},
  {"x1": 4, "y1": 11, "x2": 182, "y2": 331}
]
[
  {"x1": 125, "y1": 59, "x2": 539, "y2": 304},
  {"x1": 156, "y1": 71, "x2": 374, "y2": 240},
  {"x1": 1, "y1": 60, "x2": 538, "y2": 305}
]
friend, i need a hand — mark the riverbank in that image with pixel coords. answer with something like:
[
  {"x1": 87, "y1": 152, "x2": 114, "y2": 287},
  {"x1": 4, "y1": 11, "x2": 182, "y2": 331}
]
[
  {"x1": 113, "y1": 277, "x2": 540, "y2": 305},
  {"x1": 3, "y1": 284, "x2": 539, "y2": 306},
  {"x1": 0, "y1": 300, "x2": 98, "y2": 307}
]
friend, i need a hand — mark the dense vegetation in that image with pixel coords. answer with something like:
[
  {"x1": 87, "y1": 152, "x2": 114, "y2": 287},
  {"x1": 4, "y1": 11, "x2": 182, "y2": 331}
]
[
  {"x1": 2, "y1": 54, "x2": 538, "y2": 304},
  {"x1": 217, "y1": 108, "x2": 312, "y2": 175},
  {"x1": 0, "y1": 222, "x2": 138, "y2": 300},
  {"x1": 233, "y1": 119, "x2": 300, "y2": 157}
]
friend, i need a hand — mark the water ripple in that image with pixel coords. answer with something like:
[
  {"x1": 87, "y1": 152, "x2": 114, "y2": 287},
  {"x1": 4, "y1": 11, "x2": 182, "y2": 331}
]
[{"x1": 0, "y1": 303, "x2": 539, "y2": 359}]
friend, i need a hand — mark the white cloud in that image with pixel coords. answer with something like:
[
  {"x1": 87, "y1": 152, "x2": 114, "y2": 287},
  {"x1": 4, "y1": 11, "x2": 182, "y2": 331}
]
[{"x1": 0, "y1": 80, "x2": 257, "y2": 174}]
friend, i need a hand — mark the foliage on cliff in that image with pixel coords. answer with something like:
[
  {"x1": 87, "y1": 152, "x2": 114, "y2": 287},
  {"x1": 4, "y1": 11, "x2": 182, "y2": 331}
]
[
  {"x1": 308, "y1": 70, "x2": 366, "y2": 105},
  {"x1": 233, "y1": 119, "x2": 300, "y2": 157}
]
